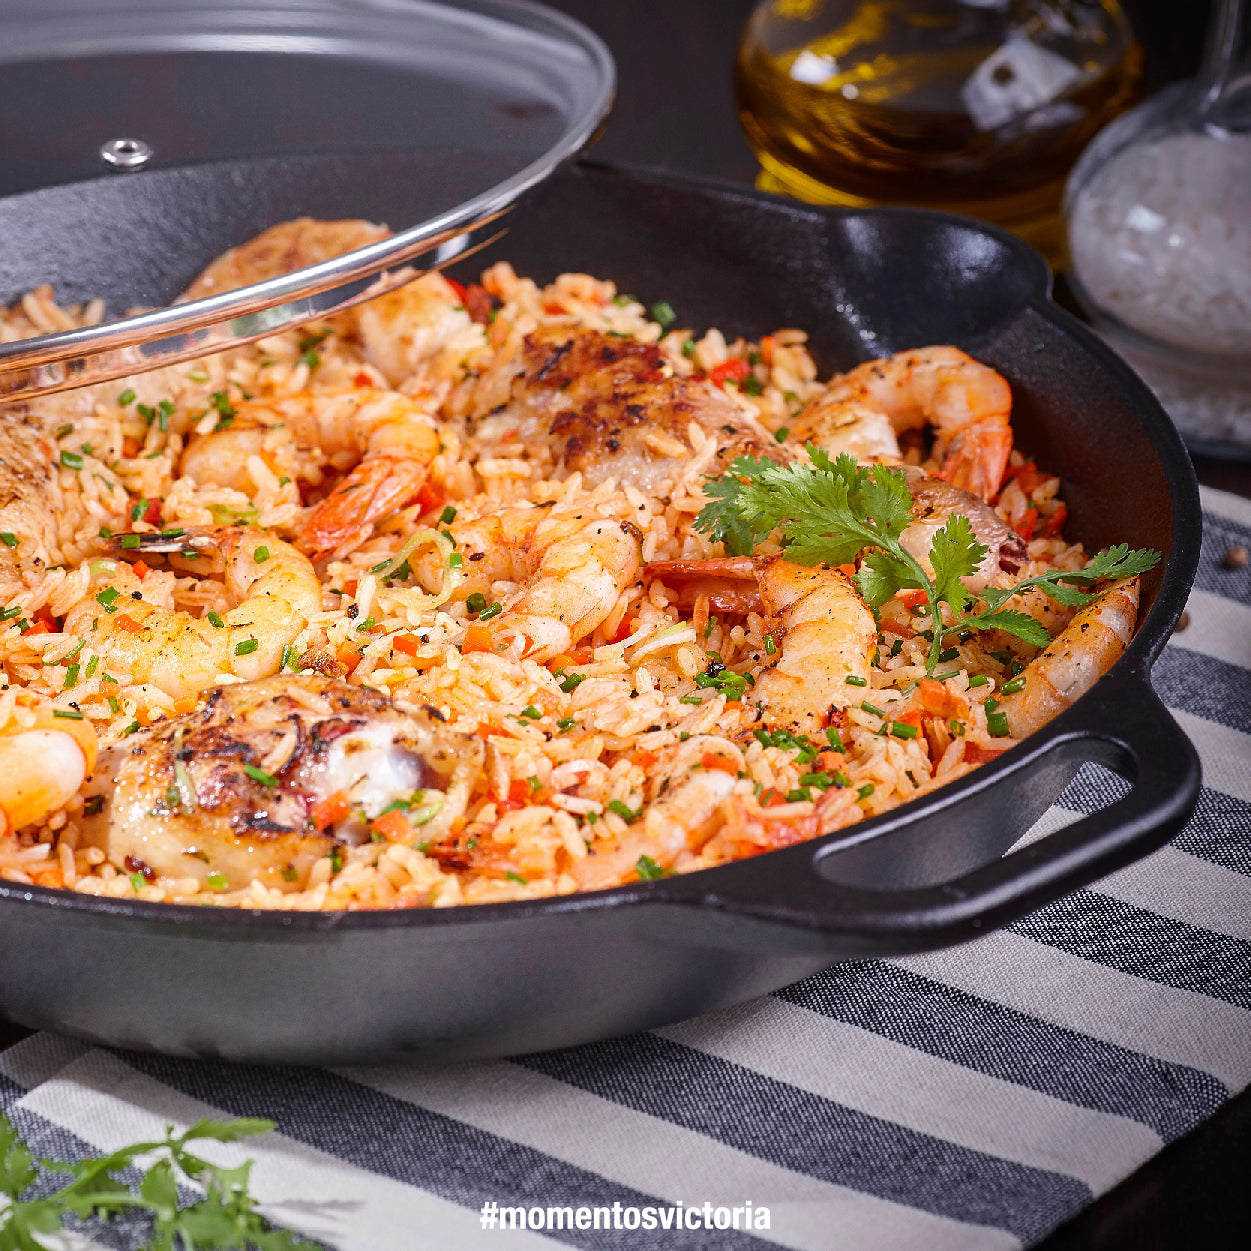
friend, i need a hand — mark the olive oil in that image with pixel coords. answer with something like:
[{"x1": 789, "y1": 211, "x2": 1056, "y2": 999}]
[{"x1": 736, "y1": 0, "x2": 1141, "y2": 266}]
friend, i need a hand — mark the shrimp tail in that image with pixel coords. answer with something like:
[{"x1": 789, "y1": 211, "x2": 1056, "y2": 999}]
[
  {"x1": 298, "y1": 456, "x2": 431, "y2": 561},
  {"x1": 939, "y1": 420, "x2": 1013, "y2": 502}
]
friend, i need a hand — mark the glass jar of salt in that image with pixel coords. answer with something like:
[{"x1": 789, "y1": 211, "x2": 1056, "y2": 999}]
[{"x1": 1065, "y1": 0, "x2": 1251, "y2": 454}]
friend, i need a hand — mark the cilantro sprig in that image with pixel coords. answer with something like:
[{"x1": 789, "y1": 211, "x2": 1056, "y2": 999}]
[
  {"x1": 0, "y1": 1109, "x2": 310, "y2": 1250},
  {"x1": 694, "y1": 447, "x2": 1160, "y2": 676}
]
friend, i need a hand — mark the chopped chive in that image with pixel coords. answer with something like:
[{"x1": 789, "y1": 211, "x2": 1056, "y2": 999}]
[
  {"x1": 118, "y1": 534, "x2": 141, "y2": 549},
  {"x1": 985, "y1": 697, "x2": 1000, "y2": 712},
  {"x1": 857, "y1": 783, "x2": 876, "y2": 801},
  {"x1": 556, "y1": 716, "x2": 577, "y2": 732},
  {"x1": 59, "y1": 451, "x2": 84, "y2": 470},
  {"x1": 860, "y1": 700, "x2": 884, "y2": 717},
  {"x1": 206, "y1": 611, "x2": 224, "y2": 628},
  {"x1": 635, "y1": 855, "x2": 670, "y2": 880},
  {"x1": 968, "y1": 673, "x2": 989, "y2": 687},
  {"x1": 478, "y1": 601, "x2": 503, "y2": 621},
  {"x1": 833, "y1": 769, "x2": 851, "y2": 788},
  {"x1": 83, "y1": 795, "x2": 104, "y2": 816},
  {"x1": 798, "y1": 772, "x2": 833, "y2": 789},
  {"x1": 52, "y1": 708, "x2": 84, "y2": 720},
  {"x1": 98, "y1": 525, "x2": 112, "y2": 539},
  {"x1": 986, "y1": 711, "x2": 1012, "y2": 738},
  {"x1": 774, "y1": 426, "x2": 789, "y2": 443},
  {"x1": 650, "y1": 300, "x2": 676, "y2": 329},
  {"x1": 825, "y1": 727, "x2": 846, "y2": 752},
  {"x1": 681, "y1": 337, "x2": 696, "y2": 358},
  {"x1": 1001, "y1": 675, "x2": 1026, "y2": 694},
  {"x1": 607, "y1": 799, "x2": 639, "y2": 822},
  {"x1": 107, "y1": 696, "x2": 120, "y2": 713},
  {"x1": 130, "y1": 498, "x2": 148, "y2": 522},
  {"x1": 844, "y1": 675, "x2": 868, "y2": 687},
  {"x1": 130, "y1": 872, "x2": 146, "y2": 893},
  {"x1": 136, "y1": 403, "x2": 155, "y2": 424},
  {"x1": 281, "y1": 643, "x2": 298, "y2": 671},
  {"x1": 243, "y1": 763, "x2": 280, "y2": 787},
  {"x1": 448, "y1": 553, "x2": 462, "y2": 567},
  {"x1": 0, "y1": 533, "x2": 16, "y2": 549},
  {"x1": 205, "y1": 871, "x2": 228, "y2": 891},
  {"x1": 117, "y1": 388, "x2": 136, "y2": 406},
  {"x1": 505, "y1": 870, "x2": 528, "y2": 884},
  {"x1": 234, "y1": 637, "x2": 259, "y2": 655},
  {"x1": 558, "y1": 671, "x2": 585, "y2": 693},
  {"x1": 188, "y1": 369, "x2": 208, "y2": 382},
  {"x1": 439, "y1": 505, "x2": 457, "y2": 525},
  {"x1": 466, "y1": 592, "x2": 487, "y2": 614},
  {"x1": 518, "y1": 704, "x2": 541, "y2": 720},
  {"x1": 705, "y1": 614, "x2": 718, "y2": 638},
  {"x1": 124, "y1": 719, "x2": 141, "y2": 734},
  {"x1": 679, "y1": 694, "x2": 703, "y2": 705},
  {"x1": 741, "y1": 374, "x2": 763, "y2": 396},
  {"x1": 891, "y1": 720, "x2": 919, "y2": 740},
  {"x1": 0, "y1": 606, "x2": 20, "y2": 621},
  {"x1": 355, "y1": 615, "x2": 376, "y2": 632},
  {"x1": 63, "y1": 663, "x2": 80, "y2": 688},
  {"x1": 949, "y1": 718, "x2": 965, "y2": 737},
  {"x1": 253, "y1": 545, "x2": 270, "y2": 563},
  {"x1": 786, "y1": 787, "x2": 812, "y2": 803},
  {"x1": 937, "y1": 646, "x2": 960, "y2": 663},
  {"x1": 299, "y1": 349, "x2": 320, "y2": 369},
  {"x1": 764, "y1": 633, "x2": 776, "y2": 655}
]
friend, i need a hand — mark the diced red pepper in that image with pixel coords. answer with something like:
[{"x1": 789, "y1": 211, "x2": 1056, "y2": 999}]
[
  {"x1": 608, "y1": 615, "x2": 635, "y2": 644},
  {"x1": 965, "y1": 742, "x2": 1010, "y2": 765},
  {"x1": 114, "y1": 614, "x2": 143, "y2": 635},
  {"x1": 140, "y1": 498, "x2": 162, "y2": 526},
  {"x1": 918, "y1": 678, "x2": 967, "y2": 719},
  {"x1": 354, "y1": 371, "x2": 375, "y2": 389},
  {"x1": 1042, "y1": 504, "x2": 1068, "y2": 538},
  {"x1": 444, "y1": 276, "x2": 468, "y2": 302},
  {"x1": 896, "y1": 589, "x2": 928, "y2": 610},
  {"x1": 131, "y1": 559, "x2": 151, "y2": 581},
  {"x1": 701, "y1": 753, "x2": 738, "y2": 774},
  {"x1": 497, "y1": 778, "x2": 531, "y2": 813},
  {"x1": 708, "y1": 358, "x2": 752, "y2": 389},
  {"x1": 462, "y1": 624, "x2": 495, "y2": 654},
  {"x1": 392, "y1": 633, "x2": 422, "y2": 658},
  {"x1": 1015, "y1": 508, "x2": 1039, "y2": 541},
  {"x1": 632, "y1": 749, "x2": 659, "y2": 769}
]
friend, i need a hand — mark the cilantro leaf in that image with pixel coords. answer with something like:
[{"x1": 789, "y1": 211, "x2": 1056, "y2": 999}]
[
  {"x1": 929, "y1": 514, "x2": 987, "y2": 618},
  {"x1": 855, "y1": 549, "x2": 913, "y2": 611},
  {"x1": 971, "y1": 608, "x2": 1053, "y2": 648}
]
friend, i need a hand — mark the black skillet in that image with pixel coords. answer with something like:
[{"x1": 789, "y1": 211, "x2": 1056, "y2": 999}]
[{"x1": 0, "y1": 160, "x2": 1201, "y2": 1064}]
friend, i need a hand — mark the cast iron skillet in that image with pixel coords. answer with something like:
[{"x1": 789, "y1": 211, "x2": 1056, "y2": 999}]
[{"x1": 0, "y1": 161, "x2": 1201, "y2": 1064}]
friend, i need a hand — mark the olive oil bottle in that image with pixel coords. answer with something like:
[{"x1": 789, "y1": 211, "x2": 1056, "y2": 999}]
[{"x1": 736, "y1": 0, "x2": 1141, "y2": 266}]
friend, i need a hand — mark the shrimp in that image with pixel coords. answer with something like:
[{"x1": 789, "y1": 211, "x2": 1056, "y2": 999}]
[
  {"x1": 0, "y1": 706, "x2": 98, "y2": 837},
  {"x1": 61, "y1": 529, "x2": 321, "y2": 701},
  {"x1": 647, "y1": 555, "x2": 877, "y2": 736},
  {"x1": 414, "y1": 504, "x2": 642, "y2": 662},
  {"x1": 80, "y1": 675, "x2": 483, "y2": 893},
  {"x1": 996, "y1": 577, "x2": 1140, "y2": 739},
  {"x1": 180, "y1": 389, "x2": 444, "y2": 560},
  {"x1": 795, "y1": 346, "x2": 1014, "y2": 501}
]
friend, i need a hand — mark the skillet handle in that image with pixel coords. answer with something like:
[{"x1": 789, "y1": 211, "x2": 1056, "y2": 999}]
[{"x1": 684, "y1": 674, "x2": 1200, "y2": 953}]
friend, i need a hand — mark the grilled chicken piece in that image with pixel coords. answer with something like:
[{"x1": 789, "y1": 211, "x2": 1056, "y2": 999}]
[
  {"x1": 82, "y1": 675, "x2": 483, "y2": 893},
  {"x1": 476, "y1": 328, "x2": 776, "y2": 491}
]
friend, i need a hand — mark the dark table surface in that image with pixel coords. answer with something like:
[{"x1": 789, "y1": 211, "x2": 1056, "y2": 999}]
[{"x1": 2, "y1": 0, "x2": 1247, "y2": 1246}]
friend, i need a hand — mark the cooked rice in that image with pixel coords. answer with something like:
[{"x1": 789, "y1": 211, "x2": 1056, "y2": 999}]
[{"x1": 0, "y1": 254, "x2": 1089, "y2": 909}]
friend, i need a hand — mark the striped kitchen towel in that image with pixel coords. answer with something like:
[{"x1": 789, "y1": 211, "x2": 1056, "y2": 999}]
[{"x1": 2, "y1": 485, "x2": 1249, "y2": 1251}]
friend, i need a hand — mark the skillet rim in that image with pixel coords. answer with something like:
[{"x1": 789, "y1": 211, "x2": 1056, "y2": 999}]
[{"x1": 0, "y1": 161, "x2": 1202, "y2": 935}]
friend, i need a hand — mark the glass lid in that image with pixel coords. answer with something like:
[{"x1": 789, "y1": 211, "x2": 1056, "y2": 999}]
[{"x1": 0, "y1": 0, "x2": 614, "y2": 400}]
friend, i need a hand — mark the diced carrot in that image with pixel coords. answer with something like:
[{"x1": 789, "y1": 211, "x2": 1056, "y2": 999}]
[
  {"x1": 462, "y1": 623, "x2": 495, "y2": 654},
  {"x1": 172, "y1": 697, "x2": 197, "y2": 716},
  {"x1": 392, "y1": 633, "x2": 422, "y2": 658},
  {"x1": 1015, "y1": 508, "x2": 1038, "y2": 541},
  {"x1": 354, "y1": 371, "x2": 374, "y2": 389},
  {"x1": 815, "y1": 750, "x2": 845, "y2": 773},
  {"x1": 568, "y1": 646, "x2": 594, "y2": 664},
  {"x1": 476, "y1": 720, "x2": 506, "y2": 739},
  {"x1": 22, "y1": 607, "x2": 58, "y2": 637},
  {"x1": 918, "y1": 678, "x2": 967, "y2": 719},
  {"x1": 371, "y1": 809, "x2": 411, "y2": 843},
  {"x1": 897, "y1": 589, "x2": 928, "y2": 610},
  {"x1": 336, "y1": 643, "x2": 363, "y2": 674},
  {"x1": 444, "y1": 276, "x2": 468, "y2": 302},
  {"x1": 310, "y1": 790, "x2": 351, "y2": 831},
  {"x1": 114, "y1": 614, "x2": 143, "y2": 635},
  {"x1": 342, "y1": 579, "x2": 358, "y2": 598},
  {"x1": 837, "y1": 563, "x2": 857, "y2": 577},
  {"x1": 760, "y1": 788, "x2": 788, "y2": 808},
  {"x1": 701, "y1": 753, "x2": 738, "y2": 774},
  {"x1": 708, "y1": 358, "x2": 751, "y2": 388},
  {"x1": 131, "y1": 559, "x2": 151, "y2": 581},
  {"x1": 1041, "y1": 503, "x2": 1068, "y2": 537},
  {"x1": 499, "y1": 428, "x2": 518, "y2": 443},
  {"x1": 543, "y1": 302, "x2": 565, "y2": 316},
  {"x1": 759, "y1": 335, "x2": 775, "y2": 365},
  {"x1": 632, "y1": 749, "x2": 659, "y2": 769},
  {"x1": 965, "y1": 742, "x2": 1010, "y2": 765},
  {"x1": 608, "y1": 615, "x2": 635, "y2": 644},
  {"x1": 122, "y1": 437, "x2": 142, "y2": 458}
]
